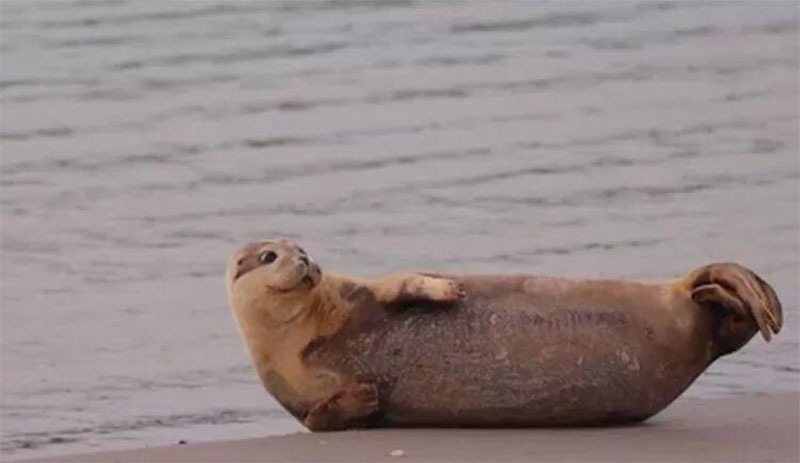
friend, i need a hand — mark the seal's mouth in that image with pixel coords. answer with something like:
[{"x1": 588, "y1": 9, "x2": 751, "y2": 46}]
[
  {"x1": 295, "y1": 261, "x2": 321, "y2": 290},
  {"x1": 271, "y1": 274, "x2": 316, "y2": 294}
]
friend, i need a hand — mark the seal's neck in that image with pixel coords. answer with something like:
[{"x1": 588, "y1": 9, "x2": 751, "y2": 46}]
[{"x1": 305, "y1": 273, "x2": 357, "y2": 338}]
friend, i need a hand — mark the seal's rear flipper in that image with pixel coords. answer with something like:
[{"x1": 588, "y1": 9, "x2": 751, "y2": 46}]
[{"x1": 688, "y1": 263, "x2": 782, "y2": 345}]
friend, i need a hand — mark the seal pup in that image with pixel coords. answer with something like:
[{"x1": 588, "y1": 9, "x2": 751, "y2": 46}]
[{"x1": 226, "y1": 238, "x2": 782, "y2": 430}]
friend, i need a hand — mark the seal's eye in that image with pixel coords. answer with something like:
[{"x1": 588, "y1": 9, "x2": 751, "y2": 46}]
[{"x1": 259, "y1": 251, "x2": 278, "y2": 264}]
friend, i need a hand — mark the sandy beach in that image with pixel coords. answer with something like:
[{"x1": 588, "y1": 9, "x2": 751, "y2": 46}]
[{"x1": 19, "y1": 393, "x2": 798, "y2": 463}]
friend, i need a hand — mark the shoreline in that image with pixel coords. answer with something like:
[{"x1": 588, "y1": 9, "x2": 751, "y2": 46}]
[{"x1": 18, "y1": 392, "x2": 799, "y2": 463}]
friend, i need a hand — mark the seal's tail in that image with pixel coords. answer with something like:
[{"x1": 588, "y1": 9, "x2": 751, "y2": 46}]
[{"x1": 688, "y1": 263, "x2": 782, "y2": 342}]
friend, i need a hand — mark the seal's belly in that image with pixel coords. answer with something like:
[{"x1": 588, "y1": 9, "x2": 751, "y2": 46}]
[{"x1": 312, "y1": 275, "x2": 713, "y2": 426}]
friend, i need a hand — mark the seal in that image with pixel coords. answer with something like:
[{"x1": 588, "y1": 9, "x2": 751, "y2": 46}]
[{"x1": 226, "y1": 238, "x2": 782, "y2": 430}]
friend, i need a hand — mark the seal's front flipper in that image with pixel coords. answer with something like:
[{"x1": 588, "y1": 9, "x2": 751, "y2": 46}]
[
  {"x1": 303, "y1": 383, "x2": 380, "y2": 431},
  {"x1": 372, "y1": 272, "x2": 466, "y2": 305},
  {"x1": 412, "y1": 275, "x2": 467, "y2": 302},
  {"x1": 688, "y1": 263, "x2": 782, "y2": 347}
]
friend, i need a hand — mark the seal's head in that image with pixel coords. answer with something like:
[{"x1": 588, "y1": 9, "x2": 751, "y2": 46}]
[{"x1": 226, "y1": 238, "x2": 322, "y2": 323}]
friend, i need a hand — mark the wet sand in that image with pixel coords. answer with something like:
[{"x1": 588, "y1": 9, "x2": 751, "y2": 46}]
[{"x1": 21, "y1": 393, "x2": 799, "y2": 463}]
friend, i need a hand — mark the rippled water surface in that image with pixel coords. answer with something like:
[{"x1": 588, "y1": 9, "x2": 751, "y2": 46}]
[{"x1": 1, "y1": 0, "x2": 798, "y2": 459}]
